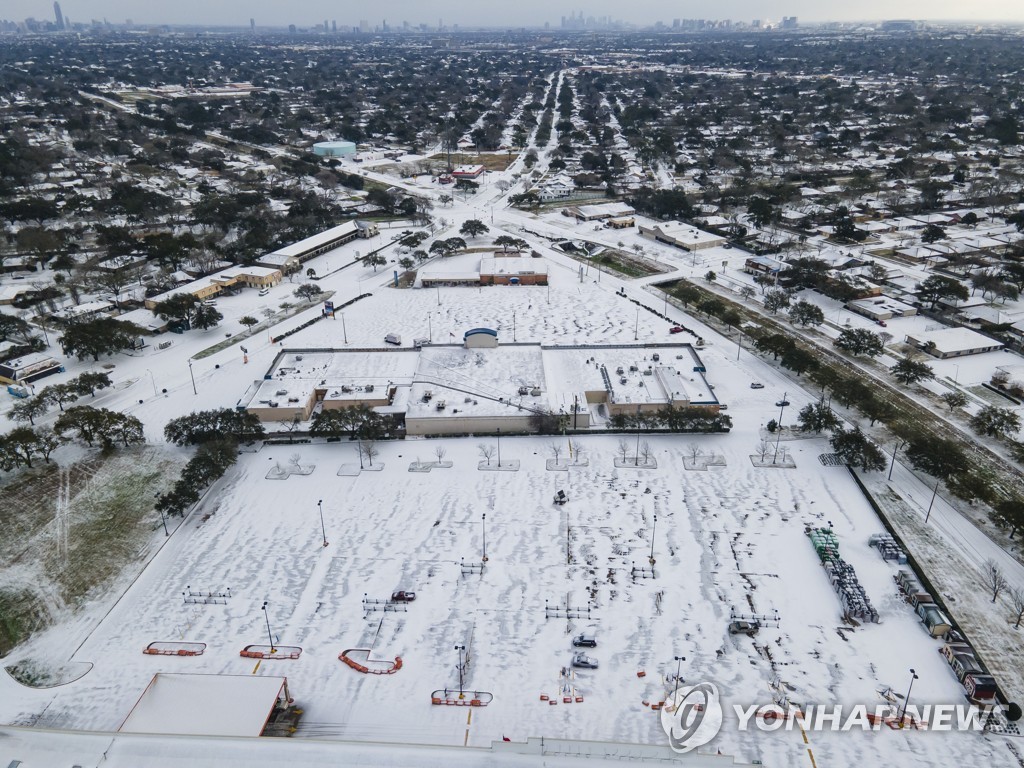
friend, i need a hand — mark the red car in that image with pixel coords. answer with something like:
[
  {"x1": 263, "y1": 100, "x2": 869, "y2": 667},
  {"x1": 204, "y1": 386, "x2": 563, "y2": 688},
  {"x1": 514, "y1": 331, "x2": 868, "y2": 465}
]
[
  {"x1": 391, "y1": 591, "x2": 416, "y2": 602},
  {"x1": 669, "y1": 326, "x2": 684, "y2": 334}
]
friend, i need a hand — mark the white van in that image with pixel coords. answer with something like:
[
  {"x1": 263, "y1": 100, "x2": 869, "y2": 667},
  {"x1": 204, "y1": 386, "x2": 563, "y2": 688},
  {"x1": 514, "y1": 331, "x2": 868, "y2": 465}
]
[
  {"x1": 384, "y1": 333, "x2": 402, "y2": 346},
  {"x1": 258, "y1": 288, "x2": 270, "y2": 297}
]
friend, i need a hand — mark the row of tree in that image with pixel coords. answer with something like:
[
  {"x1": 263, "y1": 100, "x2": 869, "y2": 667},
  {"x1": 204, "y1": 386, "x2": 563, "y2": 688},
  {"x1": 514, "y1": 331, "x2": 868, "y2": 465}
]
[{"x1": 157, "y1": 408, "x2": 267, "y2": 517}]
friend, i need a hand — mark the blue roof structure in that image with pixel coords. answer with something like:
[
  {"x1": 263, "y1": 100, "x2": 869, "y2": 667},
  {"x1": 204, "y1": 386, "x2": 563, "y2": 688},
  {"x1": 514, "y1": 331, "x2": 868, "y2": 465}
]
[{"x1": 463, "y1": 328, "x2": 498, "y2": 340}]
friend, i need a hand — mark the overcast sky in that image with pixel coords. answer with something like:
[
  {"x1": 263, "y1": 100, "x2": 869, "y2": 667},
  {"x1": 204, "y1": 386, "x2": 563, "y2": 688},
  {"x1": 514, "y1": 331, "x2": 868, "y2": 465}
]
[{"x1": 10, "y1": 0, "x2": 1024, "y2": 27}]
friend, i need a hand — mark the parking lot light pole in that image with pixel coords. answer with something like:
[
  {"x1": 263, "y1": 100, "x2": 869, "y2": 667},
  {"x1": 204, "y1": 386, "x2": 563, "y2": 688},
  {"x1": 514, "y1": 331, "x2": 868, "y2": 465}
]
[
  {"x1": 899, "y1": 668, "x2": 918, "y2": 725},
  {"x1": 317, "y1": 499, "x2": 328, "y2": 547},
  {"x1": 188, "y1": 359, "x2": 197, "y2": 395},
  {"x1": 481, "y1": 513, "x2": 487, "y2": 562},
  {"x1": 672, "y1": 655, "x2": 686, "y2": 708},
  {"x1": 649, "y1": 514, "x2": 657, "y2": 564},
  {"x1": 455, "y1": 645, "x2": 466, "y2": 698},
  {"x1": 262, "y1": 601, "x2": 276, "y2": 653}
]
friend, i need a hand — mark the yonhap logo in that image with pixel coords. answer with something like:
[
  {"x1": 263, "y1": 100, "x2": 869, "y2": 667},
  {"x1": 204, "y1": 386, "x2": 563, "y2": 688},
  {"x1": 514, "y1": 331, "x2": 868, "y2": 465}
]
[{"x1": 660, "y1": 682, "x2": 724, "y2": 753}]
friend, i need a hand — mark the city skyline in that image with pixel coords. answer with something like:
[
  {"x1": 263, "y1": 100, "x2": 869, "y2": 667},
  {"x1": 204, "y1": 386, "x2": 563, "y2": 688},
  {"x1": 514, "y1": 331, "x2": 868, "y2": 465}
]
[{"x1": 4, "y1": 0, "x2": 1024, "y2": 27}]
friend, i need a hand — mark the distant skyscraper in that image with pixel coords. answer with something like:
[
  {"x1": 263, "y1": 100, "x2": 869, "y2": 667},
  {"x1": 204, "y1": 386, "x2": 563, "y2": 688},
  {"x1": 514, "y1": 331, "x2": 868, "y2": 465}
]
[
  {"x1": 53, "y1": 1, "x2": 64, "y2": 29},
  {"x1": 250, "y1": 17, "x2": 255, "y2": 32},
  {"x1": 332, "y1": 20, "x2": 336, "y2": 32},
  {"x1": 288, "y1": 23, "x2": 296, "y2": 34}
]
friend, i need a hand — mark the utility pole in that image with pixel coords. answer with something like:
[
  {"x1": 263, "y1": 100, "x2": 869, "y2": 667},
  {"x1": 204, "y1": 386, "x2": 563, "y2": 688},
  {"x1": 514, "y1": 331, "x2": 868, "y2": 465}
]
[{"x1": 188, "y1": 359, "x2": 197, "y2": 395}]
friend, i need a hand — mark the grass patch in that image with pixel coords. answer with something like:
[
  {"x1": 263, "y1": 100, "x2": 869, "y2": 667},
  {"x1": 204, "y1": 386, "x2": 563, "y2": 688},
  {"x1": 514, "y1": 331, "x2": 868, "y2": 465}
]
[
  {"x1": 0, "y1": 447, "x2": 187, "y2": 657},
  {"x1": 0, "y1": 589, "x2": 47, "y2": 658},
  {"x1": 563, "y1": 249, "x2": 667, "y2": 279}
]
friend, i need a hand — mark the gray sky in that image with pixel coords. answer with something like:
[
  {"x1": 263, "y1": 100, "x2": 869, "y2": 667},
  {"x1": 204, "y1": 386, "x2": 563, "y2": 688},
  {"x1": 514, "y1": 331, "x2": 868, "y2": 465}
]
[{"x1": 11, "y1": 0, "x2": 1024, "y2": 27}]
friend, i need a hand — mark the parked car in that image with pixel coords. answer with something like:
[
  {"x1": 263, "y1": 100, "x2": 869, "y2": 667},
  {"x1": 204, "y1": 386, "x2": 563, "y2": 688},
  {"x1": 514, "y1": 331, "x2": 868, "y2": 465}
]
[
  {"x1": 572, "y1": 653, "x2": 599, "y2": 669},
  {"x1": 750, "y1": 382, "x2": 764, "y2": 389},
  {"x1": 391, "y1": 591, "x2": 416, "y2": 602},
  {"x1": 876, "y1": 319, "x2": 887, "y2": 327},
  {"x1": 669, "y1": 326, "x2": 684, "y2": 334},
  {"x1": 775, "y1": 400, "x2": 790, "y2": 407},
  {"x1": 572, "y1": 634, "x2": 597, "y2": 648},
  {"x1": 729, "y1": 620, "x2": 759, "y2": 636},
  {"x1": 384, "y1": 333, "x2": 402, "y2": 345}
]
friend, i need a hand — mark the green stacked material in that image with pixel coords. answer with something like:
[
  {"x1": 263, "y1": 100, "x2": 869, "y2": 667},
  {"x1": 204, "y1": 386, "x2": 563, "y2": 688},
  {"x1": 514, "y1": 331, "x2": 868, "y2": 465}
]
[{"x1": 807, "y1": 527, "x2": 840, "y2": 564}]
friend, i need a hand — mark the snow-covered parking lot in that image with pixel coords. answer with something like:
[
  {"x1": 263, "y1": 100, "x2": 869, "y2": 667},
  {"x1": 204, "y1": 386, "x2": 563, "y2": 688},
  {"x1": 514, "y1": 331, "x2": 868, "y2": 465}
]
[{"x1": 1, "y1": 431, "x2": 1007, "y2": 765}]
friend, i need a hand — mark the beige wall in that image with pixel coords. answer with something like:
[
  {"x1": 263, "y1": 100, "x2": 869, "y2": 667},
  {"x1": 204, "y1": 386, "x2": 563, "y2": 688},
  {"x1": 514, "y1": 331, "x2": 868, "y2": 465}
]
[{"x1": 405, "y1": 414, "x2": 534, "y2": 436}]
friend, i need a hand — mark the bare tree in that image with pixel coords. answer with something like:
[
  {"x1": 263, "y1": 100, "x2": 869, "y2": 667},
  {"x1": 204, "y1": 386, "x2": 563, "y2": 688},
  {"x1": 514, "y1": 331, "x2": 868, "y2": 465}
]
[
  {"x1": 983, "y1": 559, "x2": 1008, "y2": 603},
  {"x1": 567, "y1": 439, "x2": 583, "y2": 463},
  {"x1": 686, "y1": 442, "x2": 702, "y2": 465},
  {"x1": 1011, "y1": 587, "x2": 1024, "y2": 629},
  {"x1": 617, "y1": 439, "x2": 629, "y2": 463},
  {"x1": 756, "y1": 440, "x2": 771, "y2": 461},
  {"x1": 358, "y1": 440, "x2": 379, "y2": 467},
  {"x1": 434, "y1": 445, "x2": 447, "y2": 463},
  {"x1": 639, "y1": 441, "x2": 653, "y2": 465},
  {"x1": 478, "y1": 444, "x2": 495, "y2": 466},
  {"x1": 549, "y1": 442, "x2": 563, "y2": 465}
]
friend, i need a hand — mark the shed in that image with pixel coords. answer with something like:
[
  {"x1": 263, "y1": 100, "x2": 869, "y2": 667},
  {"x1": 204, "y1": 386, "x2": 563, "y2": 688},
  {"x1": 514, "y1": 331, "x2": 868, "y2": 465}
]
[
  {"x1": 917, "y1": 603, "x2": 952, "y2": 637},
  {"x1": 119, "y1": 673, "x2": 291, "y2": 737},
  {"x1": 464, "y1": 328, "x2": 498, "y2": 349}
]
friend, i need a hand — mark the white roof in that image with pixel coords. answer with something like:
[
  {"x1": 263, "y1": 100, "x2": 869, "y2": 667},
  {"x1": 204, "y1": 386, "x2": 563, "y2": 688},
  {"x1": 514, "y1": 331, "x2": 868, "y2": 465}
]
[
  {"x1": 270, "y1": 221, "x2": 359, "y2": 259},
  {"x1": 119, "y1": 674, "x2": 286, "y2": 737},
  {"x1": 906, "y1": 327, "x2": 1004, "y2": 354}
]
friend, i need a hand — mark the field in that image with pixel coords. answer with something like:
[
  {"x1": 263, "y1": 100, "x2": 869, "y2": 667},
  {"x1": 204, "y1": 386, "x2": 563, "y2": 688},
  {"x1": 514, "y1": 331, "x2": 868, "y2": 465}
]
[{"x1": 0, "y1": 447, "x2": 185, "y2": 660}]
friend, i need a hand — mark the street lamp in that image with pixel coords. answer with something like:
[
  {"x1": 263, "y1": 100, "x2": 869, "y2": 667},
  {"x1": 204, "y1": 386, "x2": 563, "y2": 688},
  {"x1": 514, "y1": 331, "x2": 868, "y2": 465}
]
[
  {"x1": 145, "y1": 369, "x2": 158, "y2": 396},
  {"x1": 187, "y1": 359, "x2": 197, "y2": 395},
  {"x1": 317, "y1": 499, "x2": 328, "y2": 547},
  {"x1": 481, "y1": 513, "x2": 488, "y2": 562},
  {"x1": 888, "y1": 439, "x2": 905, "y2": 481},
  {"x1": 925, "y1": 477, "x2": 941, "y2": 524},
  {"x1": 649, "y1": 514, "x2": 657, "y2": 565},
  {"x1": 455, "y1": 644, "x2": 466, "y2": 698},
  {"x1": 772, "y1": 393, "x2": 789, "y2": 465},
  {"x1": 262, "y1": 601, "x2": 276, "y2": 653},
  {"x1": 899, "y1": 668, "x2": 919, "y2": 725},
  {"x1": 496, "y1": 428, "x2": 501, "y2": 467},
  {"x1": 672, "y1": 655, "x2": 686, "y2": 709},
  {"x1": 153, "y1": 492, "x2": 168, "y2": 536}
]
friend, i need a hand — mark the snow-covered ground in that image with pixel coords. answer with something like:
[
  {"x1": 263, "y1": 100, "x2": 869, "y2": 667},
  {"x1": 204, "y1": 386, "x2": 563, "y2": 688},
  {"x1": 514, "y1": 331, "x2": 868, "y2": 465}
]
[
  {"x1": 1, "y1": 431, "x2": 1013, "y2": 765},
  {"x1": 4, "y1": 239, "x2": 1022, "y2": 763},
  {"x1": 4, "y1": 123, "x2": 1024, "y2": 763}
]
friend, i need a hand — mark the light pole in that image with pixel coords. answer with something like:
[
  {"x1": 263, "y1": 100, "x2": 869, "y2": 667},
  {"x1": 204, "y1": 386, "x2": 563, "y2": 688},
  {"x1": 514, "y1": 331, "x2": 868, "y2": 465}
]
[
  {"x1": 888, "y1": 440, "x2": 905, "y2": 481},
  {"x1": 317, "y1": 499, "x2": 328, "y2": 547},
  {"x1": 635, "y1": 430, "x2": 641, "y2": 467},
  {"x1": 772, "y1": 394, "x2": 788, "y2": 465},
  {"x1": 145, "y1": 369, "x2": 158, "y2": 396},
  {"x1": 496, "y1": 428, "x2": 501, "y2": 467},
  {"x1": 512, "y1": 312, "x2": 516, "y2": 342},
  {"x1": 925, "y1": 477, "x2": 941, "y2": 524},
  {"x1": 649, "y1": 514, "x2": 657, "y2": 565},
  {"x1": 634, "y1": 309, "x2": 639, "y2": 340},
  {"x1": 455, "y1": 644, "x2": 466, "y2": 698},
  {"x1": 262, "y1": 601, "x2": 276, "y2": 653},
  {"x1": 672, "y1": 655, "x2": 686, "y2": 708},
  {"x1": 153, "y1": 492, "x2": 168, "y2": 536},
  {"x1": 899, "y1": 668, "x2": 919, "y2": 725},
  {"x1": 481, "y1": 513, "x2": 488, "y2": 562},
  {"x1": 341, "y1": 313, "x2": 348, "y2": 344},
  {"x1": 187, "y1": 359, "x2": 197, "y2": 395}
]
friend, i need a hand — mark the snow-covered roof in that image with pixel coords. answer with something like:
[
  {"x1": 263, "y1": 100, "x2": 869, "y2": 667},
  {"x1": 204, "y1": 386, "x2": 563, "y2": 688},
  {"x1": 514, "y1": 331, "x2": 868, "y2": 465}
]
[
  {"x1": 905, "y1": 327, "x2": 1004, "y2": 355},
  {"x1": 119, "y1": 674, "x2": 286, "y2": 737},
  {"x1": 270, "y1": 221, "x2": 359, "y2": 258}
]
